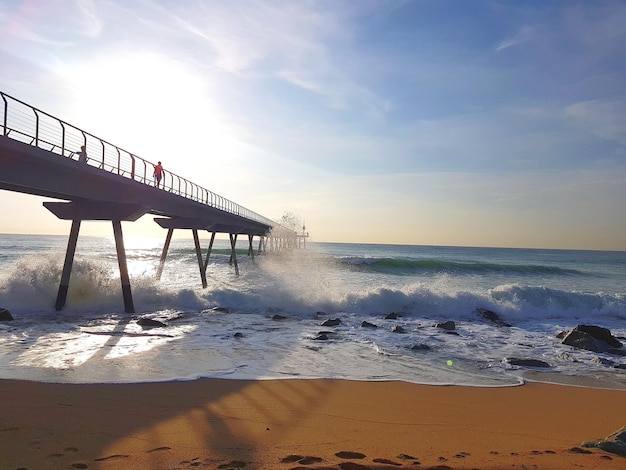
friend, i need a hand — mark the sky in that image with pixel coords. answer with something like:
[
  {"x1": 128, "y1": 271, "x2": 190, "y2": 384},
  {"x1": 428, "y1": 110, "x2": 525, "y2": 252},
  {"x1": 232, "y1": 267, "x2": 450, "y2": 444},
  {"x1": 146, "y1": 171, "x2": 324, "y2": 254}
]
[{"x1": 1, "y1": 0, "x2": 626, "y2": 250}]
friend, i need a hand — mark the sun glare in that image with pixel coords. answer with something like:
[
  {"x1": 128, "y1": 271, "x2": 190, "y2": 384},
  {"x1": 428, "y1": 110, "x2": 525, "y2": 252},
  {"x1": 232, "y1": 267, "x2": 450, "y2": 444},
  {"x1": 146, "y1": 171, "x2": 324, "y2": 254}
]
[{"x1": 62, "y1": 53, "x2": 236, "y2": 167}]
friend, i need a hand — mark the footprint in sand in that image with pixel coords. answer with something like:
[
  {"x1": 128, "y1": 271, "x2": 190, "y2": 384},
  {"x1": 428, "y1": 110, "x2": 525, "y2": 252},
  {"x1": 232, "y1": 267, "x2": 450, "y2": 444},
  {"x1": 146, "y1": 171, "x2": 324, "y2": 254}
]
[
  {"x1": 71, "y1": 463, "x2": 89, "y2": 469},
  {"x1": 93, "y1": 454, "x2": 130, "y2": 461},
  {"x1": 1, "y1": 426, "x2": 20, "y2": 432},
  {"x1": 372, "y1": 457, "x2": 401, "y2": 466},
  {"x1": 147, "y1": 446, "x2": 172, "y2": 453},
  {"x1": 335, "y1": 451, "x2": 366, "y2": 459},
  {"x1": 397, "y1": 453, "x2": 420, "y2": 462},
  {"x1": 569, "y1": 447, "x2": 593, "y2": 454},
  {"x1": 280, "y1": 455, "x2": 324, "y2": 465},
  {"x1": 338, "y1": 463, "x2": 372, "y2": 470},
  {"x1": 217, "y1": 460, "x2": 247, "y2": 469}
]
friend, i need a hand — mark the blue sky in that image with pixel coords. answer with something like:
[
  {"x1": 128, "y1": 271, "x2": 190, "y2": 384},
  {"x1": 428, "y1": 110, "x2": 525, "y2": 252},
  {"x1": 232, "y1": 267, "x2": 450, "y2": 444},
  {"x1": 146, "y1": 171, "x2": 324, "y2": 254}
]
[{"x1": 1, "y1": 0, "x2": 625, "y2": 249}]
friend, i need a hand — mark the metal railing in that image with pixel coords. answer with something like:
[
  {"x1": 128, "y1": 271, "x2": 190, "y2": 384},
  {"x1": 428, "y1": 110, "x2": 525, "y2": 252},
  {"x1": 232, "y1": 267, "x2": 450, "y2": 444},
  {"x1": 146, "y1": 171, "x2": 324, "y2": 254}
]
[{"x1": 1, "y1": 91, "x2": 278, "y2": 229}]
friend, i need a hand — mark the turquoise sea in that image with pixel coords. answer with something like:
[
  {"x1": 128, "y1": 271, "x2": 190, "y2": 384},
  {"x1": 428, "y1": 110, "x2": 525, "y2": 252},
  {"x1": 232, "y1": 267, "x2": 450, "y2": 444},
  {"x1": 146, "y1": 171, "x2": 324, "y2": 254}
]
[{"x1": 0, "y1": 234, "x2": 625, "y2": 388}]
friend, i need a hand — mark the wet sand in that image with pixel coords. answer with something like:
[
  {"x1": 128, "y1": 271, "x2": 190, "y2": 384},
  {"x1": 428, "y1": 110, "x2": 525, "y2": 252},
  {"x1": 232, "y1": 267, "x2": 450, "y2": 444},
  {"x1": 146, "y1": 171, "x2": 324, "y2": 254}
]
[{"x1": 1, "y1": 377, "x2": 625, "y2": 469}]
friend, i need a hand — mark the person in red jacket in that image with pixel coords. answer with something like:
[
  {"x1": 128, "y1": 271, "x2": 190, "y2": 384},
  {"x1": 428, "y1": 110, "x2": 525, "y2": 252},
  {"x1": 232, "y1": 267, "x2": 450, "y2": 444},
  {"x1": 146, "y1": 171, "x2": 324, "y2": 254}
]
[{"x1": 153, "y1": 161, "x2": 163, "y2": 188}]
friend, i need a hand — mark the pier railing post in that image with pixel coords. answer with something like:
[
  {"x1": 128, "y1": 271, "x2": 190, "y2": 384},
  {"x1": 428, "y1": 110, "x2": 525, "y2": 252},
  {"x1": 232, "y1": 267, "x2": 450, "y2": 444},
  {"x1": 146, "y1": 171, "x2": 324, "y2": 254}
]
[
  {"x1": 55, "y1": 219, "x2": 81, "y2": 310},
  {"x1": 112, "y1": 220, "x2": 135, "y2": 313}
]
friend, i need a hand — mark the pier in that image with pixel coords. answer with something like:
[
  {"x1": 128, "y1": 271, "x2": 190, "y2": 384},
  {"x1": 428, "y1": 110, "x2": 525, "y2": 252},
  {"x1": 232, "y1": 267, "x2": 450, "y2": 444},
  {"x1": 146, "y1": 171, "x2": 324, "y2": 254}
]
[{"x1": 0, "y1": 91, "x2": 299, "y2": 313}]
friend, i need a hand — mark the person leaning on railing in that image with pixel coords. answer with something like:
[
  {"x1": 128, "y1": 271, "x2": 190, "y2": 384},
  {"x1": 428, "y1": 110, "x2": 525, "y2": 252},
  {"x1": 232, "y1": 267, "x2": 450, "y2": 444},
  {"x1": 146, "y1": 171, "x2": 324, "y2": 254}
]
[{"x1": 76, "y1": 145, "x2": 87, "y2": 163}]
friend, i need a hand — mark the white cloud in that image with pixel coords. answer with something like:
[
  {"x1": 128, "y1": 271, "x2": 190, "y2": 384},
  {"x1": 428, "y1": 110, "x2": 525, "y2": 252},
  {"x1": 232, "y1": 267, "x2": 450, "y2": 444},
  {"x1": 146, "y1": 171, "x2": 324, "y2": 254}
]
[
  {"x1": 496, "y1": 25, "x2": 537, "y2": 52},
  {"x1": 565, "y1": 99, "x2": 626, "y2": 146}
]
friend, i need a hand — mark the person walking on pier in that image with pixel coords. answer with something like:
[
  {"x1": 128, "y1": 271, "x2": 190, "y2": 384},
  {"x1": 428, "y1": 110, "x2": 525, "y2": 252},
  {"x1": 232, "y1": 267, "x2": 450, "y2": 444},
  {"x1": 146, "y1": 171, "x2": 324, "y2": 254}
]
[
  {"x1": 153, "y1": 161, "x2": 163, "y2": 188},
  {"x1": 76, "y1": 145, "x2": 87, "y2": 163}
]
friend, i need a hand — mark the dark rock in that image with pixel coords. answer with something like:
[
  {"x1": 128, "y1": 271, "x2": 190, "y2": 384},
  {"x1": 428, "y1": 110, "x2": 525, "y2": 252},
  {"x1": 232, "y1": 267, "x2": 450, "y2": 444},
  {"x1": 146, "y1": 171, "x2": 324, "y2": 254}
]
[
  {"x1": 0, "y1": 308, "x2": 14, "y2": 321},
  {"x1": 436, "y1": 320, "x2": 455, "y2": 330},
  {"x1": 411, "y1": 344, "x2": 431, "y2": 351},
  {"x1": 474, "y1": 308, "x2": 512, "y2": 327},
  {"x1": 385, "y1": 312, "x2": 400, "y2": 319},
  {"x1": 593, "y1": 357, "x2": 615, "y2": 366},
  {"x1": 575, "y1": 325, "x2": 622, "y2": 348},
  {"x1": 272, "y1": 314, "x2": 287, "y2": 320},
  {"x1": 211, "y1": 307, "x2": 229, "y2": 313},
  {"x1": 615, "y1": 364, "x2": 626, "y2": 370},
  {"x1": 233, "y1": 332, "x2": 244, "y2": 338},
  {"x1": 556, "y1": 331, "x2": 568, "y2": 339},
  {"x1": 562, "y1": 330, "x2": 609, "y2": 352},
  {"x1": 608, "y1": 348, "x2": 626, "y2": 356},
  {"x1": 321, "y1": 319, "x2": 341, "y2": 327},
  {"x1": 445, "y1": 330, "x2": 460, "y2": 336},
  {"x1": 506, "y1": 358, "x2": 551, "y2": 368},
  {"x1": 137, "y1": 318, "x2": 166, "y2": 328},
  {"x1": 561, "y1": 325, "x2": 622, "y2": 353},
  {"x1": 391, "y1": 325, "x2": 406, "y2": 333},
  {"x1": 557, "y1": 352, "x2": 577, "y2": 362},
  {"x1": 312, "y1": 334, "x2": 328, "y2": 341},
  {"x1": 582, "y1": 425, "x2": 626, "y2": 457},
  {"x1": 361, "y1": 321, "x2": 377, "y2": 328}
]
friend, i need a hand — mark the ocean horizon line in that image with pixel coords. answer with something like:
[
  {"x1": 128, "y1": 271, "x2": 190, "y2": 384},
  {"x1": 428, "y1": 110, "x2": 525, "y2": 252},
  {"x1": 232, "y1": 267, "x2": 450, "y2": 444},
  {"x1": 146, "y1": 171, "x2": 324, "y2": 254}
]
[{"x1": 1, "y1": 231, "x2": 625, "y2": 254}]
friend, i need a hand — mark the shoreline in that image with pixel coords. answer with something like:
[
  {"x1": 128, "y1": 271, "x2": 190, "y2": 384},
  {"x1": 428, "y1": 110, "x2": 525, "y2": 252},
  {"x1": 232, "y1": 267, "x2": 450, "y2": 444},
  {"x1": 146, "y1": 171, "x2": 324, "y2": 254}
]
[{"x1": 1, "y1": 377, "x2": 625, "y2": 469}]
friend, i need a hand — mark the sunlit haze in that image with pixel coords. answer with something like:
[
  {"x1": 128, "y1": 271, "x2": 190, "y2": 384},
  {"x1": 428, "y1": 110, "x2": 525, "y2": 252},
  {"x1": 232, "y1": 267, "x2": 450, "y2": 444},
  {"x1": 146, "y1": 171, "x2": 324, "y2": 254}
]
[{"x1": 1, "y1": 0, "x2": 625, "y2": 250}]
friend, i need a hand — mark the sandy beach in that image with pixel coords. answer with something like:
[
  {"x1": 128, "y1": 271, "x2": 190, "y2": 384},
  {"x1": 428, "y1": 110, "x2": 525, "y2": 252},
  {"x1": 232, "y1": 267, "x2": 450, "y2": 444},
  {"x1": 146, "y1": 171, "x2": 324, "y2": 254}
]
[{"x1": 0, "y1": 378, "x2": 624, "y2": 469}]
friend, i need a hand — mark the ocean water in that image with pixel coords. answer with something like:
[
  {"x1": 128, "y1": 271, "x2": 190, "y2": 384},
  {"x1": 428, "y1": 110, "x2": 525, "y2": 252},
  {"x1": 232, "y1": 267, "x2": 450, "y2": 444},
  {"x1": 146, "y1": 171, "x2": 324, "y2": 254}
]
[{"x1": 0, "y1": 233, "x2": 625, "y2": 389}]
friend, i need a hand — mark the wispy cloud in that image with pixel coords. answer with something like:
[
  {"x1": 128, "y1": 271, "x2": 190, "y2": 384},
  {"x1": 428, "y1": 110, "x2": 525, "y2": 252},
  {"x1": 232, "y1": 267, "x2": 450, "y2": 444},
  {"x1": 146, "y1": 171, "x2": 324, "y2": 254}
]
[
  {"x1": 565, "y1": 99, "x2": 626, "y2": 146},
  {"x1": 0, "y1": 0, "x2": 102, "y2": 47},
  {"x1": 496, "y1": 25, "x2": 536, "y2": 52},
  {"x1": 165, "y1": 1, "x2": 388, "y2": 116}
]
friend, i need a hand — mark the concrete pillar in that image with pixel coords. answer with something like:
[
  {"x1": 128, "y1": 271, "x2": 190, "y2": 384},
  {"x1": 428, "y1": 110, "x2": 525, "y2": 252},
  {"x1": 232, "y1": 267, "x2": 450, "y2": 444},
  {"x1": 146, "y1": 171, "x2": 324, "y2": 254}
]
[
  {"x1": 55, "y1": 219, "x2": 81, "y2": 310},
  {"x1": 193, "y1": 229, "x2": 207, "y2": 288},
  {"x1": 112, "y1": 220, "x2": 134, "y2": 313},
  {"x1": 156, "y1": 228, "x2": 174, "y2": 281}
]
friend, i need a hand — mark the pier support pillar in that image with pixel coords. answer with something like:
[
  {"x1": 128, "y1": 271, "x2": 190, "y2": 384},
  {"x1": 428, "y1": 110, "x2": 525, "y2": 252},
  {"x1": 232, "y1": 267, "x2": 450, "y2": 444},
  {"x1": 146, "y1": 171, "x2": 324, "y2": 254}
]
[
  {"x1": 113, "y1": 220, "x2": 135, "y2": 313},
  {"x1": 203, "y1": 231, "x2": 216, "y2": 271},
  {"x1": 247, "y1": 234, "x2": 255, "y2": 260},
  {"x1": 193, "y1": 229, "x2": 207, "y2": 288},
  {"x1": 229, "y1": 233, "x2": 239, "y2": 276},
  {"x1": 156, "y1": 228, "x2": 174, "y2": 281},
  {"x1": 55, "y1": 219, "x2": 81, "y2": 310}
]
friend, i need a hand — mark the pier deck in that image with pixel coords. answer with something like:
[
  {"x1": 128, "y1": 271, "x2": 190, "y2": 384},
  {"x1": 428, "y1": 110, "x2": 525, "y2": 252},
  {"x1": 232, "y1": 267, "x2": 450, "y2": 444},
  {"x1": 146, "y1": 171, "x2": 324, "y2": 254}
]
[{"x1": 1, "y1": 91, "x2": 298, "y2": 312}]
